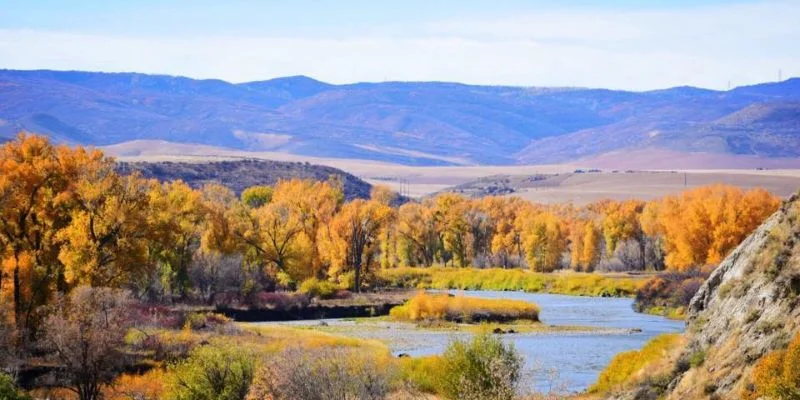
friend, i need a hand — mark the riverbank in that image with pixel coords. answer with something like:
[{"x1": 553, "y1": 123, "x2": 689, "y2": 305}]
[{"x1": 378, "y1": 267, "x2": 649, "y2": 297}]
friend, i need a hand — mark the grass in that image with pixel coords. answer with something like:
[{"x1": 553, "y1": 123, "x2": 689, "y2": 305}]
[
  {"x1": 589, "y1": 333, "x2": 685, "y2": 395},
  {"x1": 641, "y1": 305, "x2": 686, "y2": 320},
  {"x1": 378, "y1": 267, "x2": 645, "y2": 297},
  {"x1": 389, "y1": 291, "x2": 539, "y2": 323}
]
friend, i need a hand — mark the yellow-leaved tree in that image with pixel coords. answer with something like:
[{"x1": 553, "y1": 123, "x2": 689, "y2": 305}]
[
  {"x1": 58, "y1": 172, "x2": 153, "y2": 287},
  {"x1": 319, "y1": 199, "x2": 394, "y2": 291}
]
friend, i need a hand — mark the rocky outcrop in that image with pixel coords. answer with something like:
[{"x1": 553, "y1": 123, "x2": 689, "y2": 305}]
[{"x1": 609, "y1": 193, "x2": 800, "y2": 400}]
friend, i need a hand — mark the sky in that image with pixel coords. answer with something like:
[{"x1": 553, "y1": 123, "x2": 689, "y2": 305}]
[{"x1": 0, "y1": 0, "x2": 797, "y2": 90}]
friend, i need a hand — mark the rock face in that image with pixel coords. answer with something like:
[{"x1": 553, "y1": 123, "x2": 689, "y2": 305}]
[{"x1": 611, "y1": 193, "x2": 800, "y2": 400}]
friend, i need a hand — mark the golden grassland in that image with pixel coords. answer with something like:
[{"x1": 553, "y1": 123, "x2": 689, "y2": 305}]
[
  {"x1": 588, "y1": 333, "x2": 686, "y2": 395},
  {"x1": 378, "y1": 267, "x2": 647, "y2": 297},
  {"x1": 389, "y1": 291, "x2": 540, "y2": 323}
]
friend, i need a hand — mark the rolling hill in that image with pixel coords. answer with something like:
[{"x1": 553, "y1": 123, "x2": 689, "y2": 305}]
[
  {"x1": 117, "y1": 159, "x2": 373, "y2": 201},
  {"x1": 1, "y1": 69, "x2": 798, "y2": 166}
]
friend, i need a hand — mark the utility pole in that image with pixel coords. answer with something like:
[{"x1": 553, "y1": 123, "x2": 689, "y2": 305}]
[{"x1": 779, "y1": 69, "x2": 783, "y2": 82}]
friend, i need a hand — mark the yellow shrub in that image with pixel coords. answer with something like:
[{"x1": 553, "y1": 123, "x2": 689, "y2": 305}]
[
  {"x1": 745, "y1": 332, "x2": 800, "y2": 399},
  {"x1": 398, "y1": 355, "x2": 445, "y2": 394},
  {"x1": 590, "y1": 333, "x2": 683, "y2": 394},
  {"x1": 104, "y1": 369, "x2": 166, "y2": 400},
  {"x1": 389, "y1": 292, "x2": 539, "y2": 323}
]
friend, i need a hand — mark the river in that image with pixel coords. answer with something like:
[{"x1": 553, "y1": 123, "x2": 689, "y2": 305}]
[{"x1": 253, "y1": 290, "x2": 685, "y2": 393}]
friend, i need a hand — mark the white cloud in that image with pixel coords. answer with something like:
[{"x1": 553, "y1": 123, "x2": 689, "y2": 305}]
[{"x1": 0, "y1": 1, "x2": 797, "y2": 90}]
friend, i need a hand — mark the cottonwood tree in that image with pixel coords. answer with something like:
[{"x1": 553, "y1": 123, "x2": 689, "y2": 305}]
[
  {"x1": 147, "y1": 180, "x2": 207, "y2": 299},
  {"x1": 320, "y1": 199, "x2": 393, "y2": 291},
  {"x1": 43, "y1": 287, "x2": 132, "y2": 400},
  {"x1": 272, "y1": 179, "x2": 342, "y2": 278},
  {"x1": 0, "y1": 134, "x2": 101, "y2": 333},
  {"x1": 58, "y1": 173, "x2": 153, "y2": 287},
  {"x1": 395, "y1": 203, "x2": 439, "y2": 267},
  {"x1": 518, "y1": 210, "x2": 567, "y2": 272}
]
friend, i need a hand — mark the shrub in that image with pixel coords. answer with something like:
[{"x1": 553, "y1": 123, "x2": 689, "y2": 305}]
[
  {"x1": 104, "y1": 369, "x2": 165, "y2": 400},
  {"x1": 398, "y1": 355, "x2": 445, "y2": 394},
  {"x1": 745, "y1": 332, "x2": 800, "y2": 400},
  {"x1": 298, "y1": 278, "x2": 339, "y2": 299},
  {"x1": 166, "y1": 342, "x2": 256, "y2": 400},
  {"x1": 183, "y1": 312, "x2": 232, "y2": 331},
  {"x1": 590, "y1": 333, "x2": 683, "y2": 394},
  {"x1": 634, "y1": 271, "x2": 706, "y2": 318},
  {"x1": 389, "y1": 292, "x2": 539, "y2": 323},
  {"x1": 689, "y1": 350, "x2": 706, "y2": 368},
  {"x1": 0, "y1": 373, "x2": 30, "y2": 400},
  {"x1": 248, "y1": 291, "x2": 309, "y2": 310},
  {"x1": 42, "y1": 287, "x2": 133, "y2": 400},
  {"x1": 247, "y1": 347, "x2": 394, "y2": 400},
  {"x1": 435, "y1": 334, "x2": 523, "y2": 400}
]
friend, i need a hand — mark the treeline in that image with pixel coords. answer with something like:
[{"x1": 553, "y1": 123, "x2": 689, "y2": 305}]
[{"x1": 0, "y1": 134, "x2": 781, "y2": 333}]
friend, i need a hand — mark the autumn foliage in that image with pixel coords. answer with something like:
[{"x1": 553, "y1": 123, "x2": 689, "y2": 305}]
[
  {"x1": 745, "y1": 332, "x2": 800, "y2": 400},
  {"x1": 389, "y1": 292, "x2": 540, "y2": 323},
  {"x1": 0, "y1": 133, "x2": 781, "y2": 334}
]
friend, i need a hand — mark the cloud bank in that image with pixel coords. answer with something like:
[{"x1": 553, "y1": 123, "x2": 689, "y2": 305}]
[{"x1": 0, "y1": 1, "x2": 797, "y2": 90}]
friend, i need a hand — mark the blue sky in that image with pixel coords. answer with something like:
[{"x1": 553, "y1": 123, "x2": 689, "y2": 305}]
[{"x1": 0, "y1": 0, "x2": 797, "y2": 89}]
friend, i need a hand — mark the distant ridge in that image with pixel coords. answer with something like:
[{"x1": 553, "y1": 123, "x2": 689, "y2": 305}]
[{"x1": 1, "y1": 69, "x2": 798, "y2": 166}]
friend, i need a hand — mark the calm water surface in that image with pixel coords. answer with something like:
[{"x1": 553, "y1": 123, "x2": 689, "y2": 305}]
[
  {"x1": 430, "y1": 291, "x2": 685, "y2": 392},
  {"x1": 257, "y1": 291, "x2": 684, "y2": 393}
]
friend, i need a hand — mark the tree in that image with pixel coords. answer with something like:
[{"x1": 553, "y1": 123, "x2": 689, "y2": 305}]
[
  {"x1": 0, "y1": 134, "x2": 100, "y2": 332},
  {"x1": 570, "y1": 220, "x2": 601, "y2": 272},
  {"x1": 240, "y1": 185, "x2": 273, "y2": 209},
  {"x1": 485, "y1": 197, "x2": 528, "y2": 268},
  {"x1": 199, "y1": 184, "x2": 240, "y2": 255},
  {"x1": 43, "y1": 287, "x2": 132, "y2": 400},
  {"x1": 242, "y1": 201, "x2": 305, "y2": 280},
  {"x1": 370, "y1": 184, "x2": 398, "y2": 206},
  {"x1": 320, "y1": 199, "x2": 393, "y2": 291},
  {"x1": 652, "y1": 185, "x2": 779, "y2": 271},
  {"x1": 518, "y1": 211, "x2": 567, "y2": 272},
  {"x1": 395, "y1": 203, "x2": 439, "y2": 267},
  {"x1": 148, "y1": 181, "x2": 207, "y2": 298},
  {"x1": 58, "y1": 173, "x2": 153, "y2": 287},
  {"x1": 432, "y1": 194, "x2": 471, "y2": 267},
  {"x1": 272, "y1": 179, "x2": 342, "y2": 278}
]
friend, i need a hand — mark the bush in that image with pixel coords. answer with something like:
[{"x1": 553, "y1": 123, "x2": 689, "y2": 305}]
[
  {"x1": 247, "y1": 347, "x2": 394, "y2": 400},
  {"x1": 166, "y1": 342, "x2": 256, "y2": 400},
  {"x1": 297, "y1": 278, "x2": 339, "y2": 299},
  {"x1": 43, "y1": 287, "x2": 133, "y2": 400},
  {"x1": 398, "y1": 355, "x2": 445, "y2": 394},
  {"x1": 745, "y1": 332, "x2": 800, "y2": 400},
  {"x1": 0, "y1": 373, "x2": 30, "y2": 400},
  {"x1": 104, "y1": 369, "x2": 165, "y2": 400},
  {"x1": 437, "y1": 334, "x2": 523, "y2": 400},
  {"x1": 590, "y1": 334, "x2": 683, "y2": 394},
  {"x1": 183, "y1": 312, "x2": 232, "y2": 331},
  {"x1": 389, "y1": 292, "x2": 539, "y2": 323},
  {"x1": 634, "y1": 271, "x2": 707, "y2": 318},
  {"x1": 248, "y1": 291, "x2": 309, "y2": 310}
]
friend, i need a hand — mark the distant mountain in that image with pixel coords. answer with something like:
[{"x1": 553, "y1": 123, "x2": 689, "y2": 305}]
[{"x1": 1, "y1": 69, "x2": 798, "y2": 166}]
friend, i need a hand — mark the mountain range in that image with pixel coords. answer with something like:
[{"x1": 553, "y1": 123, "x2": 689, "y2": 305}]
[{"x1": 1, "y1": 69, "x2": 798, "y2": 166}]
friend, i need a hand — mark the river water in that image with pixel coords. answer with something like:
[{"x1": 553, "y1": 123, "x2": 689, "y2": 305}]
[{"x1": 254, "y1": 290, "x2": 685, "y2": 393}]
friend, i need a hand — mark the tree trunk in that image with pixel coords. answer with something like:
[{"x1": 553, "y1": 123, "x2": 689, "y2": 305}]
[{"x1": 13, "y1": 262, "x2": 21, "y2": 328}]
